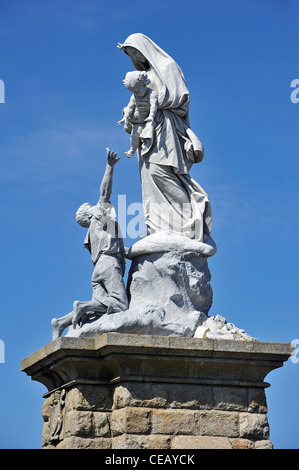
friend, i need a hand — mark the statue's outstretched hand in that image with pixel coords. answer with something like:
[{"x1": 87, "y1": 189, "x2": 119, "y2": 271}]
[{"x1": 106, "y1": 148, "x2": 120, "y2": 166}]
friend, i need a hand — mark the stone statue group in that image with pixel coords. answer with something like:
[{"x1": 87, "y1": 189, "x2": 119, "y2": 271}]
[{"x1": 52, "y1": 34, "x2": 254, "y2": 342}]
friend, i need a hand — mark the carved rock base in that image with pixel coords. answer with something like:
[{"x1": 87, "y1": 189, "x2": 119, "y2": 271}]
[{"x1": 66, "y1": 250, "x2": 213, "y2": 338}]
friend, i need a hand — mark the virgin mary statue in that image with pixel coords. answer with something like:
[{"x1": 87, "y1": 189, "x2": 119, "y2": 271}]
[{"x1": 118, "y1": 33, "x2": 212, "y2": 243}]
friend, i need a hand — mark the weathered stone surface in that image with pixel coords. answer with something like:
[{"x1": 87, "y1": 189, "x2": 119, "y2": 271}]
[
  {"x1": 239, "y1": 413, "x2": 269, "y2": 440},
  {"x1": 213, "y1": 386, "x2": 248, "y2": 412},
  {"x1": 199, "y1": 410, "x2": 239, "y2": 437},
  {"x1": 63, "y1": 410, "x2": 93, "y2": 438},
  {"x1": 56, "y1": 436, "x2": 112, "y2": 449},
  {"x1": 167, "y1": 384, "x2": 214, "y2": 410},
  {"x1": 113, "y1": 382, "x2": 215, "y2": 410},
  {"x1": 248, "y1": 388, "x2": 268, "y2": 414},
  {"x1": 171, "y1": 436, "x2": 234, "y2": 449},
  {"x1": 254, "y1": 440, "x2": 273, "y2": 449},
  {"x1": 111, "y1": 407, "x2": 151, "y2": 436},
  {"x1": 112, "y1": 434, "x2": 171, "y2": 449},
  {"x1": 93, "y1": 412, "x2": 111, "y2": 437},
  {"x1": 229, "y1": 438, "x2": 255, "y2": 449},
  {"x1": 113, "y1": 383, "x2": 169, "y2": 410},
  {"x1": 66, "y1": 385, "x2": 112, "y2": 412},
  {"x1": 152, "y1": 409, "x2": 200, "y2": 435}
]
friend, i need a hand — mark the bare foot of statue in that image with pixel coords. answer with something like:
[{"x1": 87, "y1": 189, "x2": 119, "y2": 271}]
[
  {"x1": 72, "y1": 300, "x2": 83, "y2": 329},
  {"x1": 51, "y1": 318, "x2": 65, "y2": 341}
]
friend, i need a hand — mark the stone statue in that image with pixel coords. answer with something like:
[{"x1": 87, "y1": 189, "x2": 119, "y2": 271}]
[
  {"x1": 117, "y1": 70, "x2": 158, "y2": 158},
  {"x1": 118, "y1": 33, "x2": 211, "y2": 241},
  {"x1": 51, "y1": 149, "x2": 128, "y2": 340},
  {"x1": 52, "y1": 35, "x2": 256, "y2": 342}
]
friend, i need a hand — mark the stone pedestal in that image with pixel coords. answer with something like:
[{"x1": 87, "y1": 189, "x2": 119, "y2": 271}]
[{"x1": 21, "y1": 333, "x2": 292, "y2": 449}]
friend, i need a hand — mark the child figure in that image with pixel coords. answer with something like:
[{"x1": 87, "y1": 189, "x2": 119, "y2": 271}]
[
  {"x1": 118, "y1": 71, "x2": 158, "y2": 158},
  {"x1": 51, "y1": 149, "x2": 128, "y2": 340}
]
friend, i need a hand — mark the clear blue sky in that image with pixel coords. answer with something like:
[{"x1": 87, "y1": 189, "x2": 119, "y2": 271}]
[{"x1": 0, "y1": 0, "x2": 298, "y2": 449}]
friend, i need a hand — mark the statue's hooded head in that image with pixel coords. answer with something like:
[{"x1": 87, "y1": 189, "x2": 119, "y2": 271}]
[{"x1": 118, "y1": 33, "x2": 190, "y2": 113}]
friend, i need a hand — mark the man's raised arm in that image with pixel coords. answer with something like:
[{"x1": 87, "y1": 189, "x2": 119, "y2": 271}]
[{"x1": 99, "y1": 148, "x2": 120, "y2": 204}]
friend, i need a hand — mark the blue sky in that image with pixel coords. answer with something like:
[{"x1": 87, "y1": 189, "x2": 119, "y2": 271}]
[{"x1": 0, "y1": 0, "x2": 298, "y2": 449}]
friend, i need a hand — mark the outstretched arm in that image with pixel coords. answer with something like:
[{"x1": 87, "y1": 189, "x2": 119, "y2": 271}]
[{"x1": 99, "y1": 148, "x2": 120, "y2": 204}]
